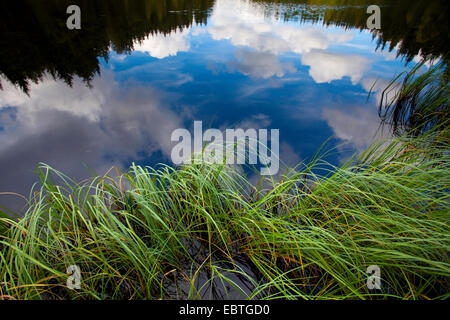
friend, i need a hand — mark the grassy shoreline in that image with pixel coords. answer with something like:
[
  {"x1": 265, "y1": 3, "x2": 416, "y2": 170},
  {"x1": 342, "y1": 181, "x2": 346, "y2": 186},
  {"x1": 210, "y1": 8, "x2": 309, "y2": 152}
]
[{"x1": 0, "y1": 128, "x2": 448, "y2": 300}]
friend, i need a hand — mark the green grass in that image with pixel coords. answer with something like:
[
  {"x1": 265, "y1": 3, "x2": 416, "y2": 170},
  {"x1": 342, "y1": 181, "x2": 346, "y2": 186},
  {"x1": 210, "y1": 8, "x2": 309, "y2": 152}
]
[
  {"x1": 0, "y1": 127, "x2": 448, "y2": 300},
  {"x1": 378, "y1": 61, "x2": 449, "y2": 137}
]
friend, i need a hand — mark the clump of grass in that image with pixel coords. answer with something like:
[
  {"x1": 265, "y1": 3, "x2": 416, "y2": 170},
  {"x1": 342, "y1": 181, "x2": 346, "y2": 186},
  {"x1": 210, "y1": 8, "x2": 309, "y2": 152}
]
[
  {"x1": 0, "y1": 126, "x2": 448, "y2": 300},
  {"x1": 378, "y1": 61, "x2": 449, "y2": 138}
]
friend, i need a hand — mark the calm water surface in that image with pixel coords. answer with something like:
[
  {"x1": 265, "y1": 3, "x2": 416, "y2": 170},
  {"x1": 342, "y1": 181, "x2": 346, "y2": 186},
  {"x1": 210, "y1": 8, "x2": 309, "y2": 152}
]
[{"x1": 0, "y1": 0, "x2": 448, "y2": 211}]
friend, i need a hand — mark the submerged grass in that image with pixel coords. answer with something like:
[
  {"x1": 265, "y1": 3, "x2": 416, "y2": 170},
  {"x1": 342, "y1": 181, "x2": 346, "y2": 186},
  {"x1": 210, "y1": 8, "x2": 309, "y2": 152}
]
[
  {"x1": 0, "y1": 127, "x2": 448, "y2": 300},
  {"x1": 378, "y1": 61, "x2": 449, "y2": 137}
]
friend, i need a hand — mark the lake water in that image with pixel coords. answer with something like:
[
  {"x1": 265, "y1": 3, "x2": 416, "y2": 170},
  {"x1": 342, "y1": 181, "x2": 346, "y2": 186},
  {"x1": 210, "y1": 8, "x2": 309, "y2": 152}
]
[{"x1": 0, "y1": 0, "x2": 448, "y2": 212}]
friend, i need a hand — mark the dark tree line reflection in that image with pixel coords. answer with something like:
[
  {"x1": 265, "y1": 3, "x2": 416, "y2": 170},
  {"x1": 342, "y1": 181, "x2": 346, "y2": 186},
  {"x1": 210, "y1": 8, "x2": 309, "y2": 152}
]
[{"x1": 0, "y1": 0, "x2": 213, "y2": 93}]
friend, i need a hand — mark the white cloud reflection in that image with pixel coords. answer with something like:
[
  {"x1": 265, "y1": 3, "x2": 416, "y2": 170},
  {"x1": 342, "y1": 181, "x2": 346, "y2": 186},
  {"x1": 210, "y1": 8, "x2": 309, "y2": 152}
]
[
  {"x1": 0, "y1": 73, "x2": 184, "y2": 210},
  {"x1": 207, "y1": 0, "x2": 367, "y2": 83},
  {"x1": 322, "y1": 107, "x2": 383, "y2": 152},
  {"x1": 209, "y1": 0, "x2": 352, "y2": 56},
  {"x1": 127, "y1": 0, "x2": 373, "y2": 85},
  {"x1": 133, "y1": 27, "x2": 191, "y2": 59},
  {"x1": 302, "y1": 51, "x2": 371, "y2": 84},
  {"x1": 229, "y1": 49, "x2": 296, "y2": 79}
]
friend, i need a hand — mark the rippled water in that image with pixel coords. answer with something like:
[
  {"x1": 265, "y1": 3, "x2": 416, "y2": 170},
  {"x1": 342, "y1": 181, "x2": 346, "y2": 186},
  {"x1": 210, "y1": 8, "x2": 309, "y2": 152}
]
[{"x1": 0, "y1": 0, "x2": 448, "y2": 212}]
